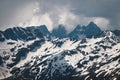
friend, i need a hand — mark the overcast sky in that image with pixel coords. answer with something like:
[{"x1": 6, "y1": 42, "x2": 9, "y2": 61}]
[{"x1": 0, "y1": 0, "x2": 120, "y2": 31}]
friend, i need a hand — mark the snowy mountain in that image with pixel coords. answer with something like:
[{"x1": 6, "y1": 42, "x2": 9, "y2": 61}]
[{"x1": 0, "y1": 22, "x2": 120, "y2": 80}]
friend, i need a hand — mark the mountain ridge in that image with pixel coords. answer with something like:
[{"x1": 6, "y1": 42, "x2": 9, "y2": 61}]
[
  {"x1": 0, "y1": 22, "x2": 120, "y2": 80},
  {"x1": 1, "y1": 21, "x2": 117, "y2": 42}
]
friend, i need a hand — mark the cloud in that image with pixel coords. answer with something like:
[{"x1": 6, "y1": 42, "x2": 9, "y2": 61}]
[
  {"x1": 0, "y1": 0, "x2": 120, "y2": 31},
  {"x1": 0, "y1": 0, "x2": 37, "y2": 30},
  {"x1": 68, "y1": 0, "x2": 120, "y2": 29},
  {"x1": 58, "y1": 9, "x2": 77, "y2": 32},
  {"x1": 38, "y1": 0, "x2": 120, "y2": 30},
  {"x1": 19, "y1": 13, "x2": 53, "y2": 31},
  {"x1": 93, "y1": 17, "x2": 110, "y2": 30}
]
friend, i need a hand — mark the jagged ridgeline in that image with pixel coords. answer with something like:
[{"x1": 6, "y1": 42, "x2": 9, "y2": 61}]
[
  {"x1": 1, "y1": 21, "x2": 120, "y2": 41},
  {"x1": 0, "y1": 22, "x2": 120, "y2": 80}
]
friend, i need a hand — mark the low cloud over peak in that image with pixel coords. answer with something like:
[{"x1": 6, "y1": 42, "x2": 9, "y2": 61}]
[{"x1": 0, "y1": 0, "x2": 120, "y2": 31}]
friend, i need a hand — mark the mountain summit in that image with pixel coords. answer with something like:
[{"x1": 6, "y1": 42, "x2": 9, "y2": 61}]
[
  {"x1": 68, "y1": 25, "x2": 86, "y2": 40},
  {"x1": 85, "y1": 21, "x2": 102, "y2": 38},
  {"x1": 68, "y1": 22, "x2": 102, "y2": 40},
  {"x1": 52, "y1": 24, "x2": 67, "y2": 38},
  {"x1": 38, "y1": 25, "x2": 51, "y2": 39}
]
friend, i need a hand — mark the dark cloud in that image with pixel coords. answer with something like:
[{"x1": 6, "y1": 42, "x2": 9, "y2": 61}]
[
  {"x1": 69, "y1": 0, "x2": 120, "y2": 29},
  {"x1": 0, "y1": 0, "x2": 120, "y2": 30},
  {"x1": 39, "y1": 0, "x2": 120, "y2": 30}
]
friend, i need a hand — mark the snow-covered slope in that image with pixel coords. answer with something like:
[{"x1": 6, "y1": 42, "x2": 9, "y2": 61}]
[
  {"x1": 0, "y1": 23, "x2": 120, "y2": 80},
  {"x1": 0, "y1": 29, "x2": 119, "y2": 80}
]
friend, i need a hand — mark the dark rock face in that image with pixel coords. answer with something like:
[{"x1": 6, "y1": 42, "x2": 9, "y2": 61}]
[
  {"x1": 85, "y1": 22, "x2": 102, "y2": 38},
  {"x1": 38, "y1": 25, "x2": 51, "y2": 39},
  {"x1": 27, "y1": 39, "x2": 45, "y2": 51},
  {"x1": 68, "y1": 25, "x2": 86, "y2": 40},
  {"x1": 68, "y1": 22, "x2": 102, "y2": 40},
  {"x1": 3, "y1": 28, "x2": 18, "y2": 40},
  {"x1": 0, "y1": 26, "x2": 44, "y2": 41},
  {"x1": 52, "y1": 25, "x2": 67, "y2": 38},
  {"x1": 0, "y1": 37, "x2": 5, "y2": 42},
  {"x1": 0, "y1": 56, "x2": 3, "y2": 65},
  {"x1": 7, "y1": 48, "x2": 29, "y2": 68},
  {"x1": 34, "y1": 28, "x2": 44, "y2": 39},
  {"x1": 0, "y1": 22, "x2": 102, "y2": 41},
  {"x1": 112, "y1": 30, "x2": 120, "y2": 37},
  {"x1": 16, "y1": 48, "x2": 29, "y2": 61},
  {"x1": 13, "y1": 27, "x2": 28, "y2": 40},
  {"x1": 0, "y1": 31, "x2": 5, "y2": 42}
]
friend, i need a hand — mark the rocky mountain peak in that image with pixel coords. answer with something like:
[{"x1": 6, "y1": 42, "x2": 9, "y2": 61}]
[{"x1": 52, "y1": 24, "x2": 67, "y2": 38}]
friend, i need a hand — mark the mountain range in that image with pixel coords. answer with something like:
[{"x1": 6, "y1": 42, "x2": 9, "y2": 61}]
[
  {"x1": 0, "y1": 22, "x2": 103, "y2": 41},
  {"x1": 0, "y1": 22, "x2": 120, "y2": 80}
]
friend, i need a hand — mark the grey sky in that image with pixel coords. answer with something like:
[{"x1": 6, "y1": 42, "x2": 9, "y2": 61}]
[{"x1": 0, "y1": 0, "x2": 120, "y2": 31}]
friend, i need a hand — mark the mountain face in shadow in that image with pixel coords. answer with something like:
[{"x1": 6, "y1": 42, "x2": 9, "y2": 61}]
[
  {"x1": 38, "y1": 25, "x2": 51, "y2": 39},
  {"x1": 0, "y1": 22, "x2": 102, "y2": 42},
  {"x1": 68, "y1": 22, "x2": 102, "y2": 40},
  {"x1": 0, "y1": 27, "x2": 44, "y2": 41},
  {"x1": 1, "y1": 22, "x2": 120, "y2": 42},
  {"x1": 52, "y1": 24, "x2": 67, "y2": 38},
  {"x1": 85, "y1": 22, "x2": 102, "y2": 38}
]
